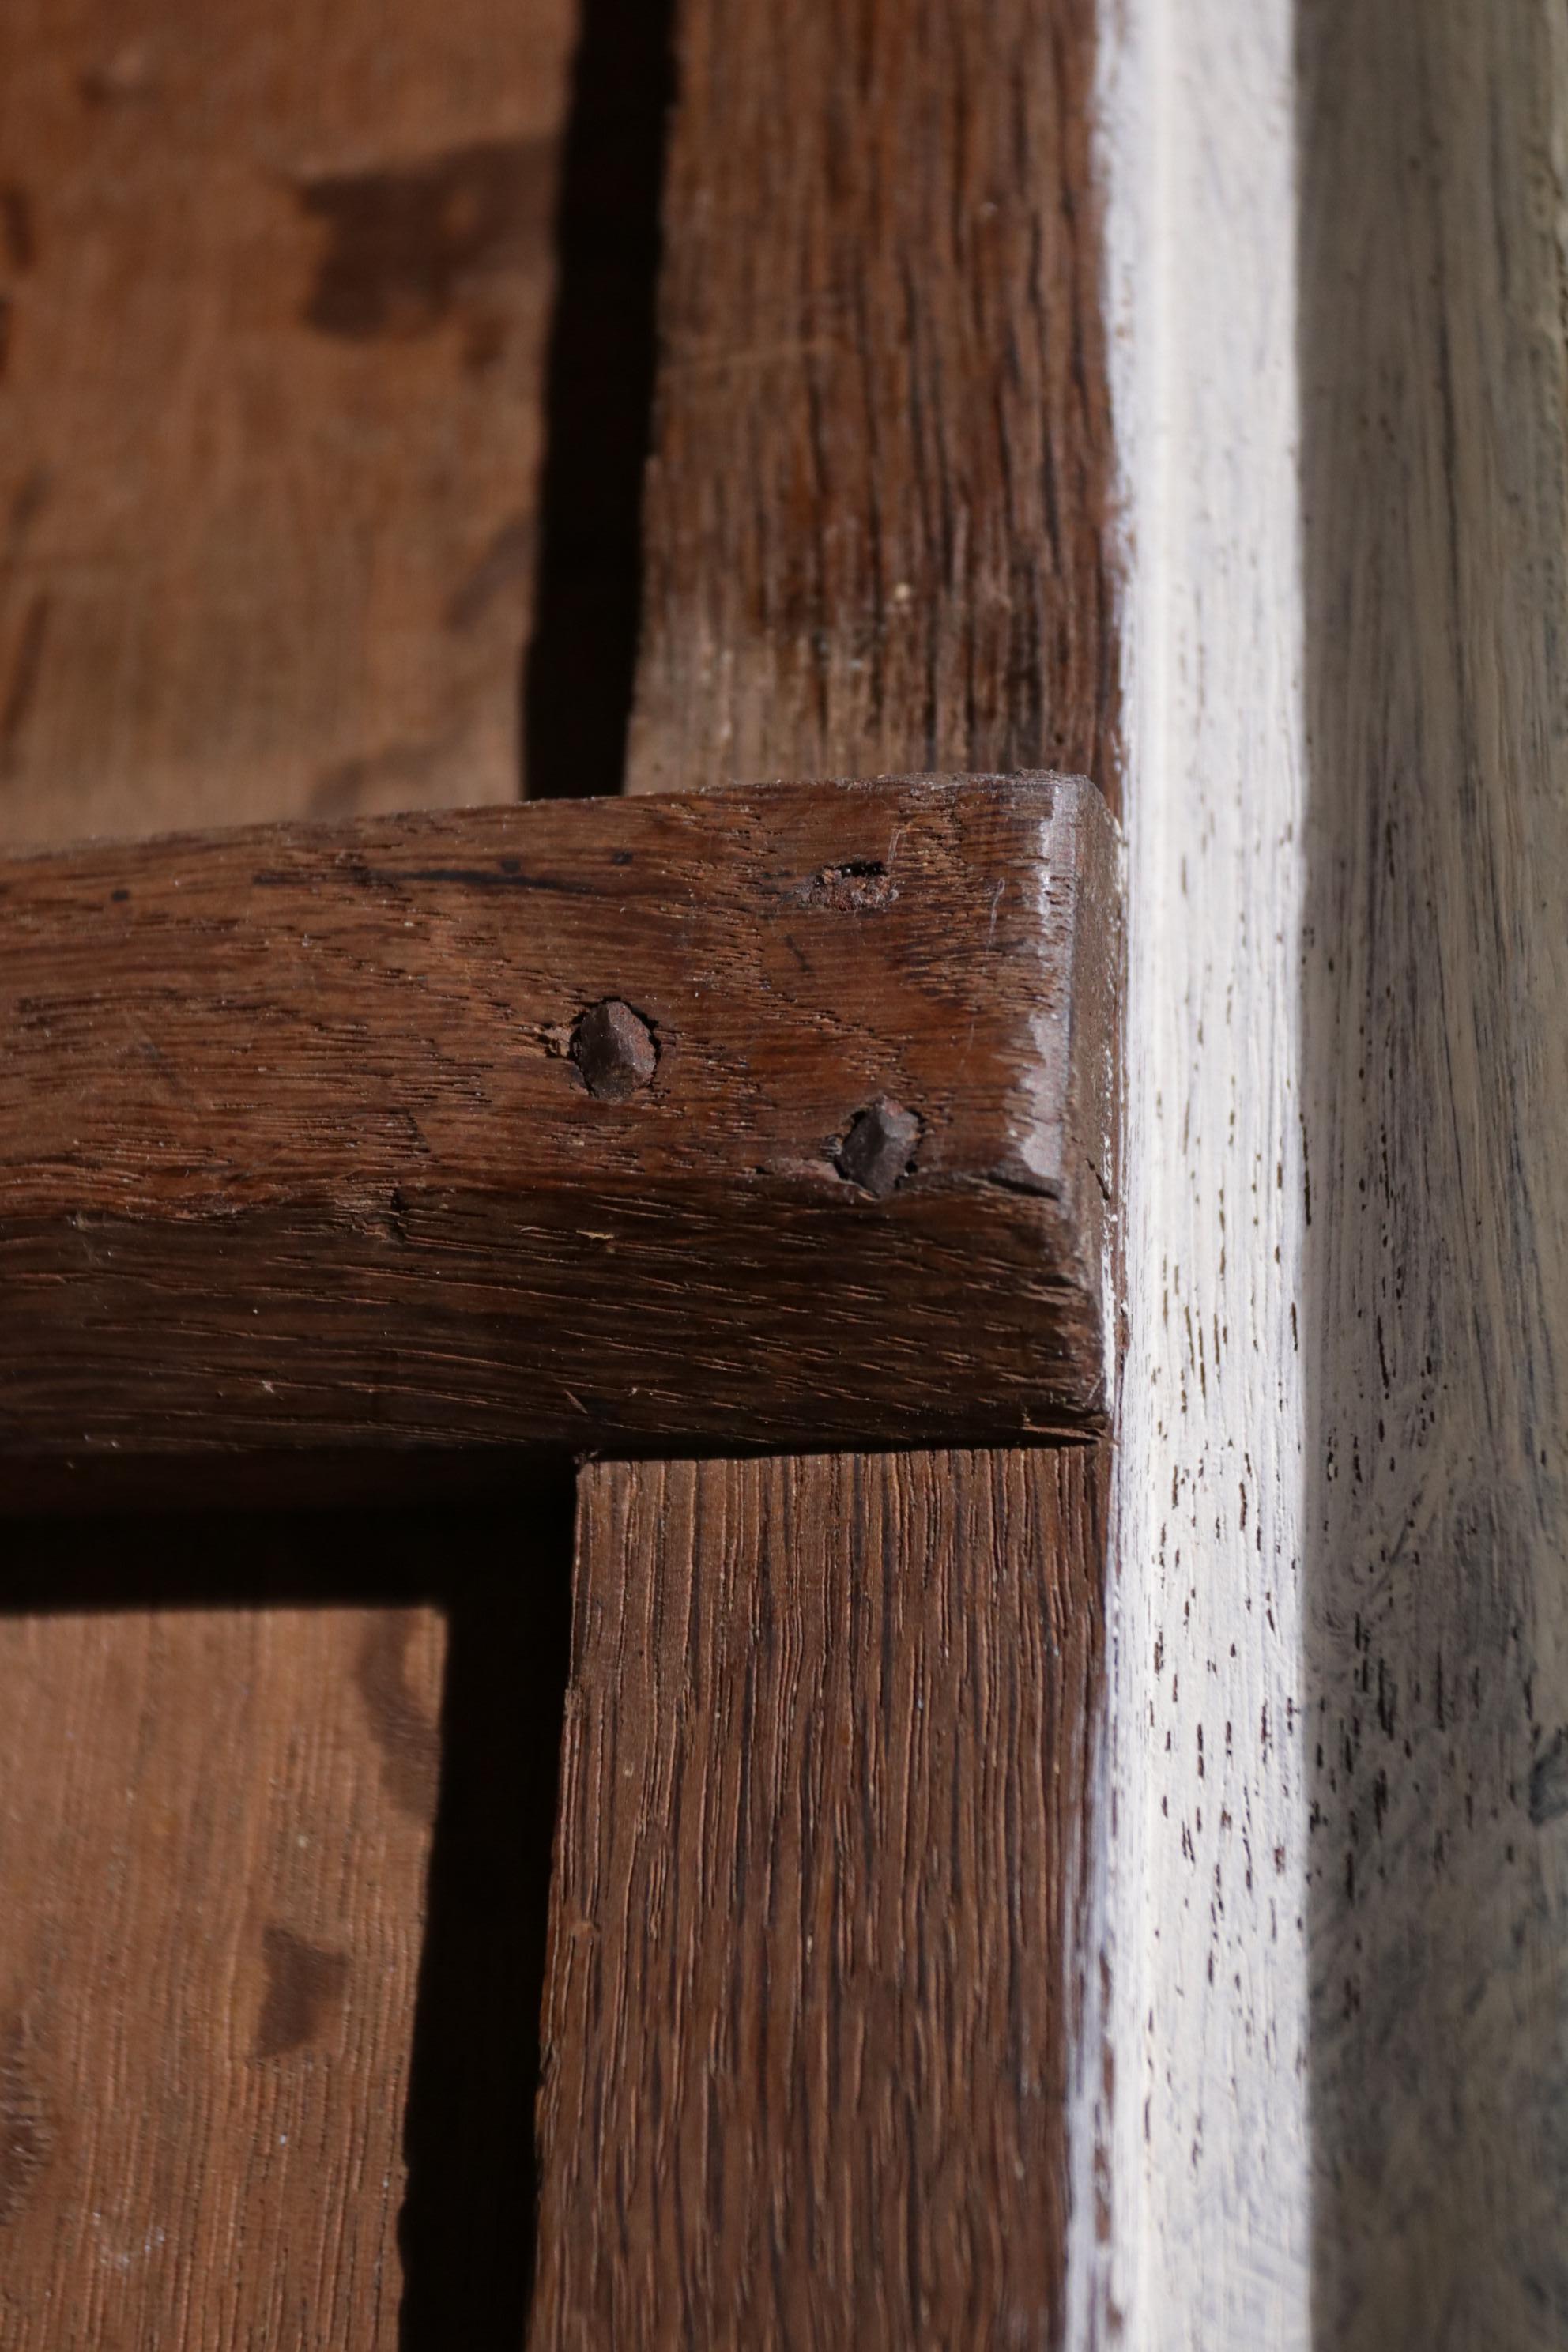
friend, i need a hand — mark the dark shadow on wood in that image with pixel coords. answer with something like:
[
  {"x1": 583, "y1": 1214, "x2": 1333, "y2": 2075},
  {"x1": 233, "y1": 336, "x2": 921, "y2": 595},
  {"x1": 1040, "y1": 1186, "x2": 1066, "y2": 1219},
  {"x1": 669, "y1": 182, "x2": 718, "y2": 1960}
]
[
  {"x1": 0, "y1": 1502, "x2": 448, "y2": 1615},
  {"x1": 521, "y1": 0, "x2": 677, "y2": 799},
  {"x1": 0, "y1": 1476, "x2": 578, "y2": 2349},
  {"x1": 396, "y1": 1486, "x2": 575, "y2": 2348}
]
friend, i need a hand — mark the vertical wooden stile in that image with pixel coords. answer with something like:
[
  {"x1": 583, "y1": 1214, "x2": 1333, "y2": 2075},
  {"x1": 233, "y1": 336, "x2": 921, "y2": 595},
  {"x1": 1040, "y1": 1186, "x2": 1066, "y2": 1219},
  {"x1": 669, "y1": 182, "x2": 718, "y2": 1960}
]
[{"x1": 529, "y1": 4, "x2": 1121, "y2": 2342}]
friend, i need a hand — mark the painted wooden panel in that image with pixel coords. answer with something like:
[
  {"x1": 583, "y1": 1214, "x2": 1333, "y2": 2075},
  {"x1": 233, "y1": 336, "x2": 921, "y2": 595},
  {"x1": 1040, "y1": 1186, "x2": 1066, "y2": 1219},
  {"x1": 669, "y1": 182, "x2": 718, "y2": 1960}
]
[
  {"x1": 1085, "y1": 0, "x2": 1311, "y2": 2338},
  {"x1": 1088, "y1": 0, "x2": 1568, "y2": 2343}
]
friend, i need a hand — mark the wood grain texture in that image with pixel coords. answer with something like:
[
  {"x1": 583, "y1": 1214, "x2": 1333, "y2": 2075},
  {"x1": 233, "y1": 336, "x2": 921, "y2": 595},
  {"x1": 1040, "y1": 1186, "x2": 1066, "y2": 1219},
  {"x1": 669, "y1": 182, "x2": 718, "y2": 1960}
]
[
  {"x1": 1083, "y1": 3, "x2": 1314, "y2": 2341},
  {"x1": 0, "y1": 3, "x2": 581, "y2": 2333},
  {"x1": 531, "y1": 1449, "x2": 1106, "y2": 2350},
  {"x1": 0, "y1": 1573, "x2": 445, "y2": 2351},
  {"x1": 626, "y1": 0, "x2": 1118, "y2": 805},
  {"x1": 1298, "y1": 2, "x2": 1568, "y2": 2341},
  {"x1": 0, "y1": 777, "x2": 1116, "y2": 1488},
  {"x1": 0, "y1": 0, "x2": 574, "y2": 845},
  {"x1": 1087, "y1": 1, "x2": 1568, "y2": 2343},
  {"x1": 533, "y1": 0, "x2": 1120, "y2": 2341}
]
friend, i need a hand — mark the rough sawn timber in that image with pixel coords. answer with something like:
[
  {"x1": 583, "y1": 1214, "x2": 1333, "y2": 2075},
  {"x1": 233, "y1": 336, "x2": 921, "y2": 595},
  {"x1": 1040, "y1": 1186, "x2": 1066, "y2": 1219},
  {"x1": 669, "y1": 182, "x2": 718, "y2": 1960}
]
[
  {"x1": 528, "y1": 0, "x2": 1121, "y2": 2343},
  {"x1": 532, "y1": 1449, "x2": 1106, "y2": 2347},
  {"x1": 0, "y1": 775, "x2": 1117, "y2": 1492}
]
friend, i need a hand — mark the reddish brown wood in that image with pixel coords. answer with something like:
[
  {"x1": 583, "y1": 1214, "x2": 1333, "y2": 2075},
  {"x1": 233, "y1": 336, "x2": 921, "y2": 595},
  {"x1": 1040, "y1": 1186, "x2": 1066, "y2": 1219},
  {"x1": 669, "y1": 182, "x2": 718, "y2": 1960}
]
[
  {"x1": 0, "y1": 0, "x2": 575, "y2": 846},
  {"x1": 532, "y1": 1449, "x2": 1107, "y2": 2346},
  {"x1": 531, "y1": 0, "x2": 1120, "y2": 2343},
  {"x1": 0, "y1": 2, "x2": 578, "y2": 2337},
  {"x1": 0, "y1": 1569, "x2": 447, "y2": 2352},
  {"x1": 628, "y1": 0, "x2": 1118, "y2": 806},
  {"x1": 0, "y1": 775, "x2": 1117, "y2": 1494}
]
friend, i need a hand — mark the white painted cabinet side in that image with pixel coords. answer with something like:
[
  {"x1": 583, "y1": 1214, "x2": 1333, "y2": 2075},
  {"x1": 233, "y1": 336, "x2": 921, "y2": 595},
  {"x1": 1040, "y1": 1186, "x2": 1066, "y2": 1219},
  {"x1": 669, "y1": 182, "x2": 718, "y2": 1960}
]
[
  {"x1": 1082, "y1": 2, "x2": 1311, "y2": 2343},
  {"x1": 1081, "y1": 2, "x2": 1568, "y2": 2346}
]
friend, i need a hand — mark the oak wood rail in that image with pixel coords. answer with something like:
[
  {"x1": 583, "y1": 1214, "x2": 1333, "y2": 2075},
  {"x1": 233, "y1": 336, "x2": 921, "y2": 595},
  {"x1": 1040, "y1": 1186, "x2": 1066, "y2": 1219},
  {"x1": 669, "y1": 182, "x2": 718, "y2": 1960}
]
[{"x1": 0, "y1": 771, "x2": 1118, "y2": 1500}]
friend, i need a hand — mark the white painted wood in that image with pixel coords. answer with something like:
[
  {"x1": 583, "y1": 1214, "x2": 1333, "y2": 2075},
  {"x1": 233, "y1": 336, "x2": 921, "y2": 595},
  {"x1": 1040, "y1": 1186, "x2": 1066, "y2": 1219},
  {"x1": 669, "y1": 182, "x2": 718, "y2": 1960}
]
[
  {"x1": 1078, "y1": 2, "x2": 1311, "y2": 2343},
  {"x1": 1080, "y1": 1, "x2": 1568, "y2": 2343}
]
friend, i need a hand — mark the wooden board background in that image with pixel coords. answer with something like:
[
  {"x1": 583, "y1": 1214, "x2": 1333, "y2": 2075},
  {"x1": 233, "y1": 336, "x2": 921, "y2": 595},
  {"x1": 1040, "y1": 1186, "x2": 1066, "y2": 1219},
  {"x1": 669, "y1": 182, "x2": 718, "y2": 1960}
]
[
  {"x1": 0, "y1": 0, "x2": 574, "y2": 843},
  {"x1": 0, "y1": 1498, "x2": 574, "y2": 2350},
  {"x1": 0, "y1": 1585, "x2": 444, "y2": 2351},
  {"x1": 0, "y1": 0, "x2": 581, "y2": 2340}
]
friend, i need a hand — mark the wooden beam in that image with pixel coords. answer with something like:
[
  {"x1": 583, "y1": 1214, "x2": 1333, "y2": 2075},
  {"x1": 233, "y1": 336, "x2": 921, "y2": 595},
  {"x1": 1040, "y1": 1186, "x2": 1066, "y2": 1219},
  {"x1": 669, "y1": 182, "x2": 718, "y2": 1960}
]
[
  {"x1": 0, "y1": 775, "x2": 1116, "y2": 1494},
  {"x1": 533, "y1": 1448, "x2": 1105, "y2": 2344},
  {"x1": 529, "y1": 0, "x2": 1119, "y2": 2343}
]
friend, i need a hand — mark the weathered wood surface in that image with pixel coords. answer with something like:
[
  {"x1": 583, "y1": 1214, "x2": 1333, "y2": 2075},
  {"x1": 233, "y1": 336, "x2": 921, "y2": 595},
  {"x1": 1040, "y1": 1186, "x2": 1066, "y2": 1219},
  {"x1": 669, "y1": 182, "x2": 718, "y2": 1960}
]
[
  {"x1": 0, "y1": 0, "x2": 580, "y2": 2337},
  {"x1": 531, "y1": 0, "x2": 1119, "y2": 2343},
  {"x1": 0, "y1": 1566, "x2": 446, "y2": 2352},
  {"x1": 628, "y1": 0, "x2": 1118, "y2": 805},
  {"x1": 0, "y1": 776, "x2": 1117, "y2": 1492},
  {"x1": 1297, "y1": 2, "x2": 1568, "y2": 2342},
  {"x1": 532, "y1": 1449, "x2": 1106, "y2": 2349},
  {"x1": 0, "y1": 0, "x2": 573, "y2": 845}
]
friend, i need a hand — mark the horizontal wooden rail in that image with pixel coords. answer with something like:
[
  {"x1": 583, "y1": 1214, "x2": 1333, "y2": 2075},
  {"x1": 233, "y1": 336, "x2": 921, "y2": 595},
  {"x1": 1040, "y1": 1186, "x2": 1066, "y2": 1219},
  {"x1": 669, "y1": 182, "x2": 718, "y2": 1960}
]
[{"x1": 0, "y1": 775, "x2": 1118, "y2": 1499}]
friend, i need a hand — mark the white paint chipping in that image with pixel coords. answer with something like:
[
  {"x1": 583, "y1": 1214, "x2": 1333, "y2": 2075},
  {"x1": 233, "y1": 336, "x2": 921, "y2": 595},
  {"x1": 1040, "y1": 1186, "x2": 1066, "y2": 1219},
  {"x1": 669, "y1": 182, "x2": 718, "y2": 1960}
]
[{"x1": 1072, "y1": 0, "x2": 1312, "y2": 2341}]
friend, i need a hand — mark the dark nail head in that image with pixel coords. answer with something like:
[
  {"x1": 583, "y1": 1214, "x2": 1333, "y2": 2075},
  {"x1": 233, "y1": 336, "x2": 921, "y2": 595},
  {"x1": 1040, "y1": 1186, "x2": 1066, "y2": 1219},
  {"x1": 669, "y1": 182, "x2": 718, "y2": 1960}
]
[
  {"x1": 571, "y1": 999, "x2": 658, "y2": 1100},
  {"x1": 835, "y1": 1097, "x2": 922, "y2": 1197}
]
